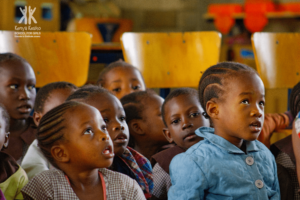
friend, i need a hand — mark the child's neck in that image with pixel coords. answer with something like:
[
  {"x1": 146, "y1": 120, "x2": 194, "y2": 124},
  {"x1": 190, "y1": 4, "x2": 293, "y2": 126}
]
[
  {"x1": 9, "y1": 118, "x2": 29, "y2": 134},
  {"x1": 63, "y1": 168, "x2": 104, "y2": 200},
  {"x1": 134, "y1": 142, "x2": 163, "y2": 161}
]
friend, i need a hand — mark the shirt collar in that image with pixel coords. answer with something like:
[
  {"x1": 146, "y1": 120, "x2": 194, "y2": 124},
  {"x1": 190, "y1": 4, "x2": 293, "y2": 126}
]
[{"x1": 196, "y1": 127, "x2": 260, "y2": 154}]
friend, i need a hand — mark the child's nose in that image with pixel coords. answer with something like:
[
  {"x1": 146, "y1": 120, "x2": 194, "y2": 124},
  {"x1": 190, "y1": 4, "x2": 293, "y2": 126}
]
[
  {"x1": 18, "y1": 87, "x2": 30, "y2": 100},
  {"x1": 101, "y1": 133, "x2": 110, "y2": 141},
  {"x1": 112, "y1": 122, "x2": 125, "y2": 131},
  {"x1": 182, "y1": 118, "x2": 193, "y2": 130},
  {"x1": 250, "y1": 106, "x2": 263, "y2": 118}
]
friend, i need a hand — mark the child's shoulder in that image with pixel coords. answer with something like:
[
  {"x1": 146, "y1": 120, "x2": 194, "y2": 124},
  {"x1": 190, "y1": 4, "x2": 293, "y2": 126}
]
[{"x1": 100, "y1": 168, "x2": 137, "y2": 185}]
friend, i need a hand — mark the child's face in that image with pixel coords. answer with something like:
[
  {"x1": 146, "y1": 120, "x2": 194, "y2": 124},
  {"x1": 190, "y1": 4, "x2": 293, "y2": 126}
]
[
  {"x1": 63, "y1": 104, "x2": 114, "y2": 169},
  {"x1": 212, "y1": 73, "x2": 265, "y2": 144},
  {"x1": 140, "y1": 94, "x2": 168, "y2": 145},
  {"x1": 163, "y1": 94, "x2": 210, "y2": 150},
  {"x1": 103, "y1": 66, "x2": 146, "y2": 99},
  {"x1": 0, "y1": 109, "x2": 9, "y2": 150},
  {"x1": 0, "y1": 60, "x2": 36, "y2": 120},
  {"x1": 34, "y1": 88, "x2": 76, "y2": 126},
  {"x1": 84, "y1": 94, "x2": 129, "y2": 156}
]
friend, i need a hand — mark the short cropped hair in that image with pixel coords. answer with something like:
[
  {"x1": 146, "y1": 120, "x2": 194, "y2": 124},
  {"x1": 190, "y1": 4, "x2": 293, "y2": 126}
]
[
  {"x1": 96, "y1": 60, "x2": 144, "y2": 87},
  {"x1": 161, "y1": 88, "x2": 198, "y2": 127},
  {"x1": 290, "y1": 81, "x2": 300, "y2": 118},
  {"x1": 0, "y1": 53, "x2": 28, "y2": 64},
  {"x1": 198, "y1": 62, "x2": 257, "y2": 118},
  {"x1": 34, "y1": 82, "x2": 77, "y2": 113}
]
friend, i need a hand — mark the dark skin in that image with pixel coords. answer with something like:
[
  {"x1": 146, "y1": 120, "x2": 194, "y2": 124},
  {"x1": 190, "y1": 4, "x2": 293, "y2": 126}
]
[
  {"x1": 206, "y1": 72, "x2": 265, "y2": 151},
  {"x1": 129, "y1": 94, "x2": 169, "y2": 160},
  {"x1": 163, "y1": 94, "x2": 210, "y2": 150},
  {"x1": 292, "y1": 120, "x2": 300, "y2": 187},
  {"x1": 0, "y1": 60, "x2": 36, "y2": 158},
  {"x1": 52, "y1": 104, "x2": 114, "y2": 200}
]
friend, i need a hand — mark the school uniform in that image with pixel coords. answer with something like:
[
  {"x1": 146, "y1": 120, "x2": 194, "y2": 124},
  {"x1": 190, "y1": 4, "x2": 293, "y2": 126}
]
[
  {"x1": 2, "y1": 117, "x2": 36, "y2": 164},
  {"x1": 0, "y1": 152, "x2": 28, "y2": 200},
  {"x1": 21, "y1": 168, "x2": 146, "y2": 200},
  {"x1": 271, "y1": 135, "x2": 298, "y2": 200},
  {"x1": 168, "y1": 127, "x2": 280, "y2": 200},
  {"x1": 151, "y1": 146, "x2": 185, "y2": 200}
]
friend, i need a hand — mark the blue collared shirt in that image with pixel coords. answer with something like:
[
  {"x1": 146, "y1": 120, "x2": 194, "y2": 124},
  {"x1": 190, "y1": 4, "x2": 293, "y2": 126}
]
[{"x1": 168, "y1": 127, "x2": 280, "y2": 200}]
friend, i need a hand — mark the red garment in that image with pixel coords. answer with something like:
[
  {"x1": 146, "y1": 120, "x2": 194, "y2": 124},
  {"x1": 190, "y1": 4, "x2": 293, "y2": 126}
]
[{"x1": 258, "y1": 113, "x2": 289, "y2": 148}]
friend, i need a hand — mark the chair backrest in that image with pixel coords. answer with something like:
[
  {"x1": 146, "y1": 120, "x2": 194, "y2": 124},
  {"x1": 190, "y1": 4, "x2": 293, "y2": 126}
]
[
  {"x1": 120, "y1": 31, "x2": 222, "y2": 88},
  {"x1": 0, "y1": 31, "x2": 91, "y2": 87},
  {"x1": 67, "y1": 18, "x2": 133, "y2": 44},
  {"x1": 252, "y1": 32, "x2": 300, "y2": 89}
]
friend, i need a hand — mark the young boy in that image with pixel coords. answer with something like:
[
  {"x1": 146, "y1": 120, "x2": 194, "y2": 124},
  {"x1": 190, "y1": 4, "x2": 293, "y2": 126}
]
[
  {"x1": 151, "y1": 88, "x2": 210, "y2": 200},
  {"x1": 0, "y1": 53, "x2": 36, "y2": 163},
  {"x1": 21, "y1": 81, "x2": 77, "y2": 179},
  {"x1": 120, "y1": 90, "x2": 169, "y2": 161}
]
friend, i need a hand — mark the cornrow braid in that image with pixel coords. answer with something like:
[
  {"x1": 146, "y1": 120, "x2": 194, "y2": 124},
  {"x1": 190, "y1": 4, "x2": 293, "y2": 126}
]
[
  {"x1": 66, "y1": 85, "x2": 112, "y2": 102},
  {"x1": 290, "y1": 81, "x2": 300, "y2": 118},
  {"x1": 34, "y1": 81, "x2": 77, "y2": 113},
  {"x1": 0, "y1": 52, "x2": 28, "y2": 64},
  {"x1": 161, "y1": 88, "x2": 198, "y2": 127},
  {"x1": 96, "y1": 59, "x2": 144, "y2": 87},
  {"x1": 37, "y1": 101, "x2": 81, "y2": 167},
  {"x1": 120, "y1": 90, "x2": 157, "y2": 147},
  {"x1": 198, "y1": 62, "x2": 257, "y2": 117}
]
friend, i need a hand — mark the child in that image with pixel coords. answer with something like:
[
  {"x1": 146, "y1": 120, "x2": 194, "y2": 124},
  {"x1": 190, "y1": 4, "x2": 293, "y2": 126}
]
[
  {"x1": 151, "y1": 88, "x2": 210, "y2": 200},
  {"x1": 21, "y1": 81, "x2": 77, "y2": 179},
  {"x1": 66, "y1": 86, "x2": 153, "y2": 199},
  {"x1": 0, "y1": 104, "x2": 28, "y2": 200},
  {"x1": 97, "y1": 59, "x2": 146, "y2": 99},
  {"x1": 168, "y1": 62, "x2": 280, "y2": 199},
  {"x1": 0, "y1": 53, "x2": 36, "y2": 163},
  {"x1": 120, "y1": 90, "x2": 169, "y2": 160},
  {"x1": 21, "y1": 101, "x2": 146, "y2": 199},
  {"x1": 270, "y1": 81, "x2": 300, "y2": 200}
]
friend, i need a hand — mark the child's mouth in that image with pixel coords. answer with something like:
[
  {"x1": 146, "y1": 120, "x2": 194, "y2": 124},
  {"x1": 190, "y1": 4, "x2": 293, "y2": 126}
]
[
  {"x1": 102, "y1": 145, "x2": 114, "y2": 158},
  {"x1": 183, "y1": 132, "x2": 197, "y2": 141},
  {"x1": 17, "y1": 105, "x2": 32, "y2": 113},
  {"x1": 249, "y1": 121, "x2": 262, "y2": 132},
  {"x1": 114, "y1": 133, "x2": 128, "y2": 144}
]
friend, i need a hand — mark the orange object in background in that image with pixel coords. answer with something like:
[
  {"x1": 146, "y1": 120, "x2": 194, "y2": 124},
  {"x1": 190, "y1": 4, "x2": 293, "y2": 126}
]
[
  {"x1": 244, "y1": 0, "x2": 275, "y2": 32},
  {"x1": 277, "y1": 2, "x2": 300, "y2": 13},
  {"x1": 208, "y1": 4, "x2": 243, "y2": 34}
]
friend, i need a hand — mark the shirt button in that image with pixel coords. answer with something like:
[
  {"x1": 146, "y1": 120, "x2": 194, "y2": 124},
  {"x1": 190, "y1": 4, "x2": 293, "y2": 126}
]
[
  {"x1": 245, "y1": 156, "x2": 254, "y2": 166},
  {"x1": 255, "y1": 180, "x2": 264, "y2": 189}
]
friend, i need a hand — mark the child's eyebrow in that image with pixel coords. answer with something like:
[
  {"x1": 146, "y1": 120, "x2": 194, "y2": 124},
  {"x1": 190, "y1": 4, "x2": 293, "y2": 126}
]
[
  {"x1": 239, "y1": 92, "x2": 265, "y2": 98},
  {"x1": 112, "y1": 80, "x2": 122, "y2": 83},
  {"x1": 100, "y1": 108, "x2": 110, "y2": 113},
  {"x1": 80, "y1": 120, "x2": 94, "y2": 127}
]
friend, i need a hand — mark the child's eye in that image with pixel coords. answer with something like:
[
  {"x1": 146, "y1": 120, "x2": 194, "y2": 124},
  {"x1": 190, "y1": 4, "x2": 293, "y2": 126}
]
[
  {"x1": 259, "y1": 101, "x2": 265, "y2": 106},
  {"x1": 112, "y1": 88, "x2": 121, "y2": 92},
  {"x1": 9, "y1": 84, "x2": 18, "y2": 89},
  {"x1": 28, "y1": 85, "x2": 35, "y2": 90},
  {"x1": 103, "y1": 118, "x2": 109, "y2": 123},
  {"x1": 242, "y1": 99, "x2": 249, "y2": 104},
  {"x1": 84, "y1": 128, "x2": 94, "y2": 136},
  {"x1": 101, "y1": 125, "x2": 107, "y2": 132},
  {"x1": 119, "y1": 116, "x2": 126, "y2": 121},
  {"x1": 190, "y1": 112, "x2": 200, "y2": 118},
  {"x1": 171, "y1": 119, "x2": 179, "y2": 125},
  {"x1": 132, "y1": 85, "x2": 140, "y2": 90}
]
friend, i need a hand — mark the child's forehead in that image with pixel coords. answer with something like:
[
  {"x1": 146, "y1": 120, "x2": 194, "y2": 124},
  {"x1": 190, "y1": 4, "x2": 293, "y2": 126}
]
[{"x1": 0, "y1": 59, "x2": 33, "y2": 75}]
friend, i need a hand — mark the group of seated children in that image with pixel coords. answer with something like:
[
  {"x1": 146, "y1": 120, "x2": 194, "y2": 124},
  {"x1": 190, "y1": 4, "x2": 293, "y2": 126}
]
[{"x1": 0, "y1": 52, "x2": 299, "y2": 200}]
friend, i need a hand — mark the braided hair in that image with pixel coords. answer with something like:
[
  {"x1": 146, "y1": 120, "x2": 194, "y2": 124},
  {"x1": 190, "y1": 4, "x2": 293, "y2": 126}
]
[
  {"x1": 198, "y1": 62, "x2": 257, "y2": 118},
  {"x1": 37, "y1": 101, "x2": 80, "y2": 167},
  {"x1": 290, "y1": 81, "x2": 300, "y2": 118},
  {"x1": 96, "y1": 60, "x2": 144, "y2": 87},
  {"x1": 34, "y1": 81, "x2": 77, "y2": 113},
  {"x1": 66, "y1": 85, "x2": 112, "y2": 102},
  {"x1": 161, "y1": 88, "x2": 198, "y2": 126}
]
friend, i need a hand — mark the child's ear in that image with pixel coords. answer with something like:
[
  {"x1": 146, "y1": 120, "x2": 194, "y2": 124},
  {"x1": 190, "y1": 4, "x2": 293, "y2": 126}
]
[
  {"x1": 51, "y1": 145, "x2": 69, "y2": 163},
  {"x1": 3, "y1": 132, "x2": 10, "y2": 149},
  {"x1": 163, "y1": 128, "x2": 174, "y2": 143},
  {"x1": 129, "y1": 120, "x2": 145, "y2": 136},
  {"x1": 33, "y1": 112, "x2": 43, "y2": 126},
  {"x1": 206, "y1": 99, "x2": 219, "y2": 119}
]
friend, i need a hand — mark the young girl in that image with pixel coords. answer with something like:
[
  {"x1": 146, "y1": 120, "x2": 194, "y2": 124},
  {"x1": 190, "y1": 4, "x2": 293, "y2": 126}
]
[
  {"x1": 152, "y1": 88, "x2": 210, "y2": 200},
  {"x1": 21, "y1": 81, "x2": 77, "y2": 179},
  {"x1": 21, "y1": 101, "x2": 146, "y2": 199},
  {"x1": 0, "y1": 104, "x2": 28, "y2": 200},
  {"x1": 0, "y1": 53, "x2": 36, "y2": 163},
  {"x1": 120, "y1": 90, "x2": 169, "y2": 161},
  {"x1": 97, "y1": 60, "x2": 146, "y2": 99},
  {"x1": 66, "y1": 86, "x2": 153, "y2": 199},
  {"x1": 168, "y1": 62, "x2": 280, "y2": 199}
]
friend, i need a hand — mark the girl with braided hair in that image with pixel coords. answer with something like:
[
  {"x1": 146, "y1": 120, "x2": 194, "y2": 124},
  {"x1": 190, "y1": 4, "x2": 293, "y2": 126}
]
[
  {"x1": 168, "y1": 62, "x2": 280, "y2": 199},
  {"x1": 21, "y1": 101, "x2": 145, "y2": 200}
]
